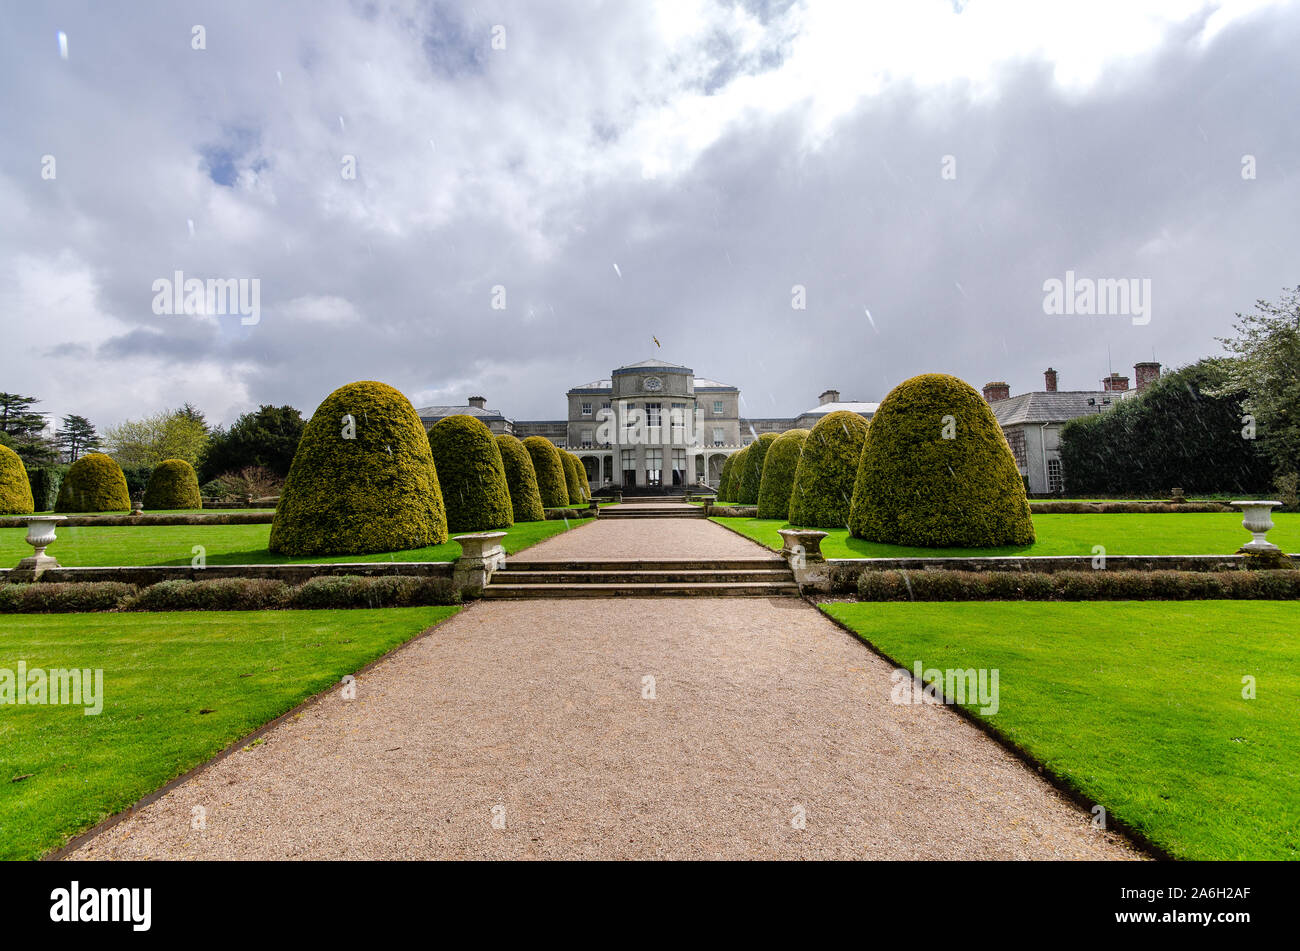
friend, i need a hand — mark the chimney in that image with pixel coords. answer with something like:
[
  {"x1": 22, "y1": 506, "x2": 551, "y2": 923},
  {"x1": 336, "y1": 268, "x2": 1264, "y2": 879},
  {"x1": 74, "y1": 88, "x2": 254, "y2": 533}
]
[
  {"x1": 818, "y1": 389, "x2": 840, "y2": 406},
  {"x1": 982, "y1": 381, "x2": 1010, "y2": 403},
  {"x1": 467, "y1": 396, "x2": 487, "y2": 409},
  {"x1": 1101, "y1": 373, "x2": 1129, "y2": 392},
  {"x1": 1134, "y1": 362, "x2": 1161, "y2": 392},
  {"x1": 1044, "y1": 368, "x2": 1058, "y2": 392}
]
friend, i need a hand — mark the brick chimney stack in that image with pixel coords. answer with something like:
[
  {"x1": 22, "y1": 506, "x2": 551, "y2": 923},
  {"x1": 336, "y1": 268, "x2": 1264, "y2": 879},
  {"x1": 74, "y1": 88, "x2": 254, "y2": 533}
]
[
  {"x1": 468, "y1": 396, "x2": 487, "y2": 409},
  {"x1": 1101, "y1": 373, "x2": 1129, "y2": 392},
  {"x1": 1134, "y1": 362, "x2": 1161, "y2": 392},
  {"x1": 819, "y1": 389, "x2": 840, "y2": 405},
  {"x1": 982, "y1": 381, "x2": 1010, "y2": 403},
  {"x1": 1044, "y1": 368, "x2": 1058, "y2": 392}
]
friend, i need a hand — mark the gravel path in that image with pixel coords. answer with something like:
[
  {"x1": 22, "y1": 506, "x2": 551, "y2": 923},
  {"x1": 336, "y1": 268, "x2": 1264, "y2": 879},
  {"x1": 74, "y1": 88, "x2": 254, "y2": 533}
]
[
  {"x1": 519, "y1": 514, "x2": 775, "y2": 561},
  {"x1": 68, "y1": 596, "x2": 1140, "y2": 860}
]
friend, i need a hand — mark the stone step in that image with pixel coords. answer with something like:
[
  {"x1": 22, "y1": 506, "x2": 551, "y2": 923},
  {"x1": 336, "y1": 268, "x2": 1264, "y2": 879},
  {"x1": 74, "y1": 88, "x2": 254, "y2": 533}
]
[
  {"x1": 493, "y1": 568, "x2": 793, "y2": 584},
  {"x1": 482, "y1": 581, "x2": 800, "y2": 598},
  {"x1": 507, "y1": 559, "x2": 787, "y2": 572},
  {"x1": 599, "y1": 510, "x2": 706, "y2": 518}
]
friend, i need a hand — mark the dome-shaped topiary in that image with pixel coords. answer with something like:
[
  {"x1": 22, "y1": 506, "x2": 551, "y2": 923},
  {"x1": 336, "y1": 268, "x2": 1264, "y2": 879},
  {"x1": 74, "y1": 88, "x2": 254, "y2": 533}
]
[
  {"x1": 55, "y1": 452, "x2": 131, "y2": 512},
  {"x1": 142, "y1": 459, "x2": 203, "y2": 510},
  {"x1": 716, "y1": 453, "x2": 734, "y2": 500},
  {"x1": 787, "y1": 411, "x2": 869, "y2": 528},
  {"x1": 427, "y1": 415, "x2": 514, "y2": 533},
  {"x1": 737, "y1": 433, "x2": 778, "y2": 505},
  {"x1": 0, "y1": 444, "x2": 34, "y2": 515},
  {"x1": 756, "y1": 429, "x2": 808, "y2": 520},
  {"x1": 849, "y1": 373, "x2": 1034, "y2": 547},
  {"x1": 269, "y1": 381, "x2": 447, "y2": 556},
  {"x1": 523, "y1": 437, "x2": 568, "y2": 508},
  {"x1": 560, "y1": 451, "x2": 587, "y2": 503},
  {"x1": 572, "y1": 453, "x2": 591, "y2": 500},
  {"x1": 495, "y1": 434, "x2": 546, "y2": 522},
  {"x1": 723, "y1": 445, "x2": 749, "y2": 502}
]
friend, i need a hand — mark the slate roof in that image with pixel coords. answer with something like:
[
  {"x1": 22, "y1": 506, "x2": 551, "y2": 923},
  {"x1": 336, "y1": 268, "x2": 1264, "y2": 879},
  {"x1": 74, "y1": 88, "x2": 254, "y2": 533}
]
[
  {"x1": 613, "y1": 358, "x2": 692, "y2": 372},
  {"x1": 989, "y1": 391, "x2": 1114, "y2": 426},
  {"x1": 800, "y1": 401, "x2": 879, "y2": 417},
  {"x1": 414, "y1": 404, "x2": 509, "y2": 422},
  {"x1": 693, "y1": 377, "x2": 737, "y2": 390}
]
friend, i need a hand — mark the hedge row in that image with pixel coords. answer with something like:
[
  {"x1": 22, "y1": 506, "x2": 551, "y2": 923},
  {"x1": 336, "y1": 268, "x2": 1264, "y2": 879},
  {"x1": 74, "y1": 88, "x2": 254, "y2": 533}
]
[
  {"x1": 0, "y1": 575, "x2": 461, "y2": 613},
  {"x1": 853, "y1": 569, "x2": 1300, "y2": 601}
]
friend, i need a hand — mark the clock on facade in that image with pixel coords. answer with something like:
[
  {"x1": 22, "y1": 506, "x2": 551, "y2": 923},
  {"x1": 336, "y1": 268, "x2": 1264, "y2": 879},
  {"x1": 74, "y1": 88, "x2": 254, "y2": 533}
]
[{"x1": 643, "y1": 376, "x2": 664, "y2": 391}]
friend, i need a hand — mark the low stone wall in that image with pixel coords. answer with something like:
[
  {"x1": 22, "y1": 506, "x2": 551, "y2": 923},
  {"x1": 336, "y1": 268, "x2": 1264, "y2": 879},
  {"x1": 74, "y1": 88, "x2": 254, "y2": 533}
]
[
  {"x1": 1029, "y1": 501, "x2": 1232, "y2": 514},
  {"x1": 0, "y1": 512, "x2": 275, "y2": 528},
  {"x1": 0, "y1": 561, "x2": 454, "y2": 587},
  {"x1": 707, "y1": 505, "x2": 757, "y2": 517}
]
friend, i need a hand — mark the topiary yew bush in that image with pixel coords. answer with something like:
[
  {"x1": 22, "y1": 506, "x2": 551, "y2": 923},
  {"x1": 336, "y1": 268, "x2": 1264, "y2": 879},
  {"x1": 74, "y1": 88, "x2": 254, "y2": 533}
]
[
  {"x1": 142, "y1": 459, "x2": 203, "y2": 510},
  {"x1": 523, "y1": 437, "x2": 569, "y2": 508},
  {"x1": 756, "y1": 429, "x2": 808, "y2": 520},
  {"x1": 738, "y1": 433, "x2": 778, "y2": 505},
  {"x1": 269, "y1": 381, "x2": 448, "y2": 556},
  {"x1": 722, "y1": 445, "x2": 749, "y2": 502},
  {"x1": 0, "y1": 445, "x2": 34, "y2": 515},
  {"x1": 717, "y1": 453, "x2": 735, "y2": 500},
  {"x1": 427, "y1": 414, "x2": 513, "y2": 533},
  {"x1": 54, "y1": 452, "x2": 131, "y2": 512},
  {"x1": 849, "y1": 373, "x2": 1034, "y2": 547},
  {"x1": 560, "y1": 451, "x2": 587, "y2": 504},
  {"x1": 787, "y1": 411, "x2": 869, "y2": 528},
  {"x1": 495, "y1": 434, "x2": 546, "y2": 522}
]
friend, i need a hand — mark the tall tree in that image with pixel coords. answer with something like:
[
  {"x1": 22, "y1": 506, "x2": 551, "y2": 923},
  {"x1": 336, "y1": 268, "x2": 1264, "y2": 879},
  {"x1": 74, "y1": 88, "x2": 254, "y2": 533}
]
[
  {"x1": 103, "y1": 408, "x2": 210, "y2": 469},
  {"x1": 198, "y1": 405, "x2": 305, "y2": 481},
  {"x1": 0, "y1": 393, "x2": 56, "y2": 467},
  {"x1": 55, "y1": 414, "x2": 100, "y2": 462},
  {"x1": 1217, "y1": 286, "x2": 1300, "y2": 480}
]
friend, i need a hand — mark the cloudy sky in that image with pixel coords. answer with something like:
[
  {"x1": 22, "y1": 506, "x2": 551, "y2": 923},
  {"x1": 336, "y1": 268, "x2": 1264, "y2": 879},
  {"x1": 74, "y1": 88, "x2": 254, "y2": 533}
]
[{"x1": 3, "y1": 0, "x2": 1297, "y2": 430}]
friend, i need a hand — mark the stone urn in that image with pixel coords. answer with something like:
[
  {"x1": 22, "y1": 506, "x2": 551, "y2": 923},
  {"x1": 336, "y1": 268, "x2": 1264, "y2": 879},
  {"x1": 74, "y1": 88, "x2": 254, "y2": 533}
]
[
  {"x1": 1230, "y1": 501, "x2": 1282, "y2": 553},
  {"x1": 14, "y1": 515, "x2": 67, "y2": 577}
]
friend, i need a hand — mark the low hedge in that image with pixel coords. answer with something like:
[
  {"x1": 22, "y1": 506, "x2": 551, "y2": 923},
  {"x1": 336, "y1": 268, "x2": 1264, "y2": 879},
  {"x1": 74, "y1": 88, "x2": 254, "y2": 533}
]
[
  {"x1": 1030, "y1": 501, "x2": 1231, "y2": 514},
  {"x1": 0, "y1": 581, "x2": 138, "y2": 613},
  {"x1": 853, "y1": 569, "x2": 1300, "y2": 602},
  {"x1": 127, "y1": 578, "x2": 292, "y2": 611},
  {"x1": 287, "y1": 574, "x2": 459, "y2": 609}
]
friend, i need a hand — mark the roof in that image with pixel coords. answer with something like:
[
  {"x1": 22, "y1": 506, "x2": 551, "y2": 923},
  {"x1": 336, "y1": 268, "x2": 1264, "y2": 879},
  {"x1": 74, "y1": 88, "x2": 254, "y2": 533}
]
[
  {"x1": 414, "y1": 404, "x2": 509, "y2": 421},
  {"x1": 567, "y1": 379, "x2": 612, "y2": 393},
  {"x1": 613, "y1": 358, "x2": 692, "y2": 372},
  {"x1": 990, "y1": 391, "x2": 1114, "y2": 426},
  {"x1": 693, "y1": 377, "x2": 737, "y2": 390},
  {"x1": 800, "y1": 401, "x2": 879, "y2": 417}
]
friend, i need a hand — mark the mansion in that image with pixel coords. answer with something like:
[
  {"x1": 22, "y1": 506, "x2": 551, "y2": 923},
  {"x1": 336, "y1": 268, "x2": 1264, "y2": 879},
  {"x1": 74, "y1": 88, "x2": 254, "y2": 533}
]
[{"x1": 416, "y1": 358, "x2": 876, "y2": 490}]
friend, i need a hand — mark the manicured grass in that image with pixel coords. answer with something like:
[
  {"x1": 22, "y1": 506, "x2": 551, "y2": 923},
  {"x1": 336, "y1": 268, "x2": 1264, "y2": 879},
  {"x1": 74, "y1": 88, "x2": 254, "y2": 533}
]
[
  {"x1": 0, "y1": 606, "x2": 458, "y2": 860},
  {"x1": 0, "y1": 517, "x2": 592, "y2": 567},
  {"x1": 714, "y1": 512, "x2": 1300, "y2": 558},
  {"x1": 821, "y1": 601, "x2": 1299, "y2": 860}
]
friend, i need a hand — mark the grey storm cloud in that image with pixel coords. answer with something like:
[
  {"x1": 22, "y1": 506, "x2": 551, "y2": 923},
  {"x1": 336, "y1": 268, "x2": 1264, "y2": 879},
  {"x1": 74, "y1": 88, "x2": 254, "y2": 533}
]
[{"x1": 1, "y1": 0, "x2": 1297, "y2": 430}]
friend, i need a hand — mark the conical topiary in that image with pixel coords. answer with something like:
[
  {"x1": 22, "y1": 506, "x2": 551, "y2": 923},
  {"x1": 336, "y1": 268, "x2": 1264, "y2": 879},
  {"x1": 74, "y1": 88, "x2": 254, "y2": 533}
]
[
  {"x1": 0, "y1": 444, "x2": 34, "y2": 515},
  {"x1": 787, "y1": 411, "x2": 869, "y2": 528},
  {"x1": 142, "y1": 459, "x2": 203, "y2": 510},
  {"x1": 495, "y1": 434, "x2": 546, "y2": 522},
  {"x1": 269, "y1": 381, "x2": 447, "y2": 556},
  {"x1": 560, "y1": 451, "x2": 586, "y2": 504},
  {"x1": 849, "y1": 373, "x2": 1034, "y2": 547},
  {"x1": 737, "y1": 433, "x2": 777, "y2": 505},
  {"x1": 724, "y1": 445, "x2": 749, "y2": 502},
  {"x1": 756, "y1": 429, "x2": 808, "y2": 520},
  {"x1": 427, "y1": 414, "x2": 513, "y2": 533},
  {"x1": 523, "y1": 437, "x2": 568, "y2": 508},
  {"x1": 54, "y1": 452, "x2": 131, "y2": 512}
]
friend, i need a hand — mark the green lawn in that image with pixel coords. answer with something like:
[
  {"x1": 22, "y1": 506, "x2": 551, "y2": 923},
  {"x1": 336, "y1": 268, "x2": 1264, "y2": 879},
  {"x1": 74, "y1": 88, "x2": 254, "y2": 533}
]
[
  {"x1": 0, "y1": 606, "x2": 459, "y2": 860},
  {"x1": 0, "y1": 517, "x2": 592, "y2": 567},
  {"x1": 821, "y1": 601, "x2": 1299, "y2": 860},
  {"x1": 714, "y1": 512, "x2": 1300, "y2": 558}
]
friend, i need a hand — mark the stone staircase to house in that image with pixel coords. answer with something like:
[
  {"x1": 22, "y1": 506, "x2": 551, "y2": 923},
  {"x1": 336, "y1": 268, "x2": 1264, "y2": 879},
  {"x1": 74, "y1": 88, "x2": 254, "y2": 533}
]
[
  {"x1": 599, "y1": 500, "x2": 706, "y2": 519},
  {"x1": 482, "y1": 558, "x2": 798, "y2": 598}
]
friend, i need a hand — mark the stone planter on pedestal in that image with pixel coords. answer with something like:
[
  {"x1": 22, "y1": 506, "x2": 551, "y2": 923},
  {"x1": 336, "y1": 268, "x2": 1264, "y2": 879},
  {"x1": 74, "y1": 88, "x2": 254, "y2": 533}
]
[
  {"x1": 452, "y1": 532, "x2": 508, "y2": 597},
  {"x1": 778, "y1": 528, "x2": 829, "y2": 590},
  {"x1": 1230, "y1": 501, "x2": 1286, "y2": 566},
  {"x1": 11, "y1": 515, "x2": 67, "y2": 581}
]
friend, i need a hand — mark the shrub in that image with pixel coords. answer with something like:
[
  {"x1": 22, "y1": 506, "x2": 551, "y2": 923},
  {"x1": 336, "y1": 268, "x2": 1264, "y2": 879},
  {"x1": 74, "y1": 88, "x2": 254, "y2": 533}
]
[
  {"x1": 788, "y1": 411, "x2": 869, "y2": 529},
  {"x1": 722, "y1": 446, "x2": 749, "y2": 503},
  {"x1": 208, "y1": 466, "x2": 283, "y2": 501},
  {"x1": 494, "y1": 434, "x2": 546, "y2": 522},
  {"x1": 737, "y1": 433, "x2": 777, "y2": 506},
  {"x1": 853, "y1": 568, "x2": 1300, "y2": 601},
  {"x1": 570, "y1": 453, "x2": 591, "y2": 500},
  {"x1": 849, "y1": 374, "x2": 1034, "y2": 547},
  {"x1": 0, "y1": 445, "x2": 34, "y2": 515},
  {"x1": 125, "y1": 578, "x2": 291, "y2": 611},
  {"x1": 717, "y1": 453, "x2": 736, "y2": 501},
  {"x1": 523, "y1": 437, "x2": 569, "y2": 508},
  {"x1": 288, "y1": 574, "x2": 460, "y2": 609},
  {"x1": 54, "y1": 452, "x2": 131, "y2": 512},
  {"x1": 28, "y1": 466, "x2": 67, "y2": 511},
  {"x1": 560, "y1": 451, "x2": 586, "y2": 504},
  {"x1": 142, "y1": 459, "x2": 203, "y2": 510},
  {"x1": 427, "y1": 414, "x2": 513, "y2": 533},
  {"x1": 269, "y1": 381, "x2": 448, "y2": 556},
  {"x1": 120, "y1": 466, "x2": 153, "y2": 500},
  {"x1": 0, "y1": 582, "x2": 137, "y2": 613},
  {"x1": 756, "y1": 429, "x2": 808, "y2": 520}
]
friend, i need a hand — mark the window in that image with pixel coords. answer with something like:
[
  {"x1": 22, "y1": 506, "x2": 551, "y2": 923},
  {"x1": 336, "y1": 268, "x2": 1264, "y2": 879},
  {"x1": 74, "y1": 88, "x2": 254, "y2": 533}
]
[
  {"x1": 670, "y1": 402, "x2": 685, "y2": 439},
  {"x1": 645, "y1": 402, "x2": 661, "y2": 428},
  {"x1": 1005, "y1": 429, "x2": 1027, "y2": 469},
  {"x1": 621, "y1": 449, "x2": 636, "y2": 486},
  {"x1": 581, "y1": 402, "x2": 592, "y2": 416},
  {"x1": 601, "y1": 400, "x2": 611, "y2": 411},
  {"x1": 645, "y1": 449, "x2": 663, "y2": 486},
  {"x1": 712, "y1": 428, "x2": 724, "y2": 446},
  {"x1": 624, "y1": 403, "x2": 636, "y2": 433},
  {"x1": 1047, "y1": 458, "x2": 1064, "y2": 494},
  {"x1": 671, "y1": 449, "x2": 685, "y2": 486},
  {"x1": 713, "y1": 400, "x2": 724, "y2": 415},
  {"x1": 580, "y1": 430, "x2": 593, "y2": 448}
]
